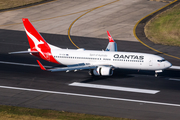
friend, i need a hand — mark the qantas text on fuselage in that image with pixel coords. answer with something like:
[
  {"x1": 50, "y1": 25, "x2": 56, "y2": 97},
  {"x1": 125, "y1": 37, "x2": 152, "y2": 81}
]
[{"x1": 113, "y1": 54, "x2": 144, "y2": 60}]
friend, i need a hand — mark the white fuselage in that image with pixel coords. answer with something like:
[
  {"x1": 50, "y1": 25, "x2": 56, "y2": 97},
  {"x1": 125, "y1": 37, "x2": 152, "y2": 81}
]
[{"x1": 51, "y1": 48, "x2": 172, "y2": 71}]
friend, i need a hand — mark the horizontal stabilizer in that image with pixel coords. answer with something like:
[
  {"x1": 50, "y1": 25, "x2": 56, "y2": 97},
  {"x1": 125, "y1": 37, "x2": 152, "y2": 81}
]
[{"x1": 9, "y1": 51, "x2": 38, "y2": 54}]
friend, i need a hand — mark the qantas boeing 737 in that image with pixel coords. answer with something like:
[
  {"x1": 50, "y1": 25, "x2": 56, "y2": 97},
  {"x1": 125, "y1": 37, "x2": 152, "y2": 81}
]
[{"x1": 10, "y1": 18, "x2": 172, "y2": 77}]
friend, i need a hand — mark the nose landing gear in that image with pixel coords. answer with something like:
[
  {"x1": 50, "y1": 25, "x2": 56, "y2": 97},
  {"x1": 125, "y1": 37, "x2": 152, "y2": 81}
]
[{"x1": 155, "y1": 70, "x2": 163, "y2": 77}]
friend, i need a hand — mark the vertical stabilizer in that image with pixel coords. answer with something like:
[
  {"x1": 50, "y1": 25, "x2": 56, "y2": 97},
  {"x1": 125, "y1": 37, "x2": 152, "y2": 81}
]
[
  {"x1": 22, "y1": 18, "x2": 59, "y2": 64},
  {"x1": 22, "y1": 18, "x2": 50, "y2": 52}
]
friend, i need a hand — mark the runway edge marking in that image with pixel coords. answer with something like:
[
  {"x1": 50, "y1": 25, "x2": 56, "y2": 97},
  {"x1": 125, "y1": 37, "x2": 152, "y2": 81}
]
[
  {"x1": 133, "y1": 0, "x2": 180, "y2": 60},
  {"x1": 0, "y1": 85, "x2": 180, "y2": 107},
  {"x1": 69, "y1": 82, "x2": 160, "y2": 94},
  {"x1": 169, "y1": 78, "x2": 180, "y2": 81}
]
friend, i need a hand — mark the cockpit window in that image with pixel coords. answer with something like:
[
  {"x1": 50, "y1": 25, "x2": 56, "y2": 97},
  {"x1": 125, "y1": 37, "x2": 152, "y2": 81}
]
[{"x1": 157, "y1": 59, "x2": 166, "y2": 62}]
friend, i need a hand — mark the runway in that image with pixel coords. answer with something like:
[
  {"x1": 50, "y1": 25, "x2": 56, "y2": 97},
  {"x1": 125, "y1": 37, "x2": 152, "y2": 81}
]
[
  {"x1": 1, "y1": 29, "x2": 180, "y2": 120},
  {"x1": 1, "y1": 0, "x2": 180, "y2": 120}
]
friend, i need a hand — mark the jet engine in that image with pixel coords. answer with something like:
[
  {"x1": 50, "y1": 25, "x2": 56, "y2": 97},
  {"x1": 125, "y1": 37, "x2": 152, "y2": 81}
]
[{"x1": 90, "y1": 66, "x2": 113, "y2": 76}]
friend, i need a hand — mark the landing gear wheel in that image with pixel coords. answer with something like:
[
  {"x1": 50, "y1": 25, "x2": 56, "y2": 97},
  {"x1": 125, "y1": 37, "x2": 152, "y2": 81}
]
[
  {"x1": 155, "y1": 73, "x2": 158, "y2": 77},
  {"x1": 88, "y1": 70, "x2": 94, "y2": 76}
]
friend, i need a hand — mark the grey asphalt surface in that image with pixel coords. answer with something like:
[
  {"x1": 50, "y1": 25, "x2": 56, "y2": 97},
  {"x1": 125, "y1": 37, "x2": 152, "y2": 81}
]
[
  {"x1": 1, "y1": 0, "x2": 180, "y2": 120},
  {"x1": 1, "y1": 29, "x2": 180, "y2": 120},
  {"x1": 0, "y1": 0, "x2": 168, "y2": 42}
]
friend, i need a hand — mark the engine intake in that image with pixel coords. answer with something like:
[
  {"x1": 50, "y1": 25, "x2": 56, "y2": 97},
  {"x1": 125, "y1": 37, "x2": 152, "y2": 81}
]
[{"x1": 92, "y1": 66, "x2": 113, "y2": 76}]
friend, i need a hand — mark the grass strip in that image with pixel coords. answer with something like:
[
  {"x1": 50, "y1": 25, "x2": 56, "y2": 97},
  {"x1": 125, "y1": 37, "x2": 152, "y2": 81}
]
[
  {"x1": 0, "y1": 105, "x2": 135, "y2": 120},
  {"x1": 145, "y1": 3, "x2": 180, "y2": 46},
  {"x1": 0, "y1": 0, "x2": 49, "y2": 11}
]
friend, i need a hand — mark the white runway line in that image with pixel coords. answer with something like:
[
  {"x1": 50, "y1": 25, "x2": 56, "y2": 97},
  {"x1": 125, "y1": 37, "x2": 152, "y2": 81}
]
[
  {"x1": 0, "y1": 85, "x2": 179, "y2": 107},
  {"x1": 170, "y1": 66, "x2": 180, "y2": 70},
  {"x1": 169, "y1": 78, "x2": 180, "y2": 81},
  {"x1": 69, "y1": 82, "x2": 159, "y2": 94},
  {"x1": 0, "y1": 61, "x2": 51, "y2": 68}
]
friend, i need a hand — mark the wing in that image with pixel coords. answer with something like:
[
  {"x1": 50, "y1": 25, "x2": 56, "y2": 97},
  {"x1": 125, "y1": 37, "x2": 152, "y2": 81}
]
[
  {"x1": 105, "y1": 31, "x2": 117, "y2": 51},
  {"x1": 37, "y1": 60, "x2": 96, "y2": 72}
]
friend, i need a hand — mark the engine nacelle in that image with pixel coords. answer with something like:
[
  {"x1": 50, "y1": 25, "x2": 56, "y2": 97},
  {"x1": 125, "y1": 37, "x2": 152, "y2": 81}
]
[{"x1": 92, "y1": 66, "x2": 113, "y2": 76}]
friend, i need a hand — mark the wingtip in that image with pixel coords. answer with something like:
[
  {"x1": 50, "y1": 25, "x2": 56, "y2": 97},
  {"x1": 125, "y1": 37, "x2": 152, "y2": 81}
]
[
  {"x1": 107, "y1": 30, "x2": 110, "y2": 36},
  {"x1": 107, "y1": 31, "x2": 114, "y2": 42},
  {"x1": 37, "y1": 60, "x2": 46, "y2": 70},
  {"x1": 22, "y1": 18, "x2": 28, "y2": 22}
]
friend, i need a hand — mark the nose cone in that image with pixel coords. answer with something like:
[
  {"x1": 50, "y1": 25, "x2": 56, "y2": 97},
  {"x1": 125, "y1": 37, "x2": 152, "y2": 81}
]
[{"x1": 165, "y1": 61, "x2": 172, "y2": 68}]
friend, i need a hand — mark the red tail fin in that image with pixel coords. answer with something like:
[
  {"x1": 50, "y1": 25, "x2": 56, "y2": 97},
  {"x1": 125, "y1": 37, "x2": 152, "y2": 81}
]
[
  {"x1": 22, "y1": 18, "x2": 59, "y2": 64},
  {"x1": 22, "y1": 18, "x2": 50, "y2": 52}
]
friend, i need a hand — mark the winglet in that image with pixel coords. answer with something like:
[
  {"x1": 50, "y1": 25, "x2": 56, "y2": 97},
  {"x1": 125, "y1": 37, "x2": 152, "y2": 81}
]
[
  {"x1": 107, "y1": 31, "x2": 114, "y2": 42},
  {"x1": 105, "y1": 31, "x2": 117, "y2": 51},
  {"x1": 37, "y1": 60, "x2": 46, "y2": 70}
]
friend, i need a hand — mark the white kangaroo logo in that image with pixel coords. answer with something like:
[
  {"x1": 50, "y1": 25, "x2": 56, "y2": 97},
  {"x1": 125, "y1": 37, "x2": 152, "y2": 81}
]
[{"x1": 25, "y1": 29, "x2": 47, "y2": 58}]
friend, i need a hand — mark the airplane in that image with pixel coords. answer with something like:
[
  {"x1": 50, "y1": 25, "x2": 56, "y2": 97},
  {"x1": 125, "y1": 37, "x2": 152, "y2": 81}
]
[{"x1": 9, "y1": 18, "x2": 172, "y2": 77}]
